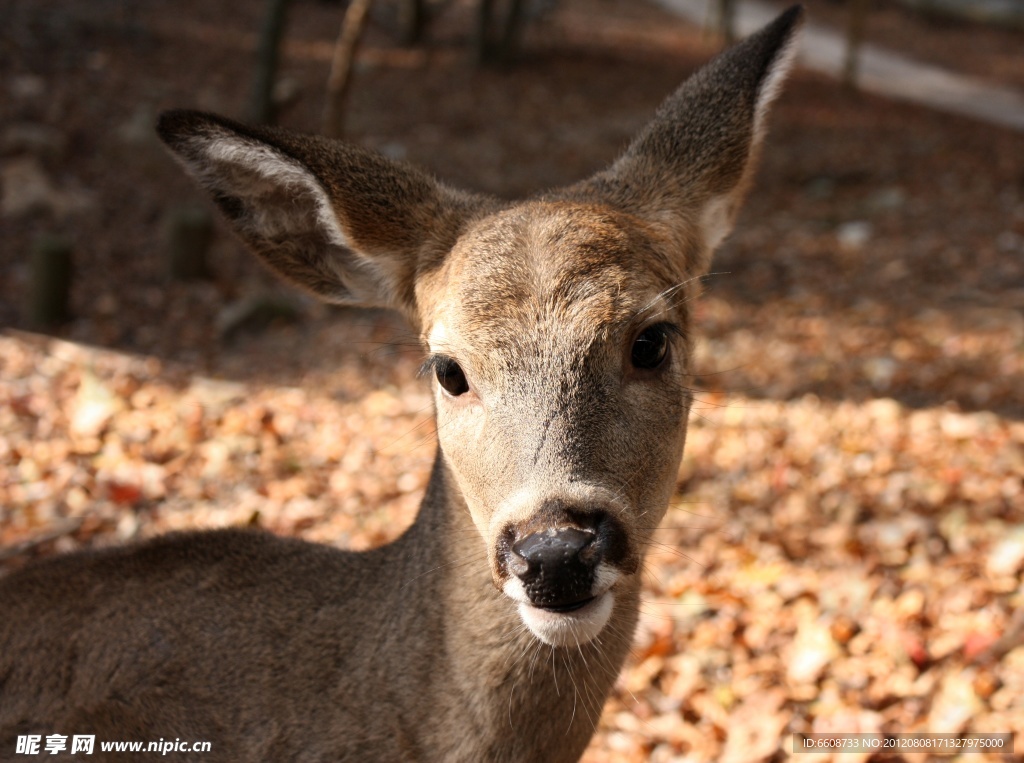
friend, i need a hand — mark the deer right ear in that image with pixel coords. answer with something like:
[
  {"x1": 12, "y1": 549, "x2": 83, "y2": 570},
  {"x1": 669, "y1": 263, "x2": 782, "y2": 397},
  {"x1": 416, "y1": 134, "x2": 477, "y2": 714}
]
[
  {"x1": 157, "y1": 111, "x2": 489, "y2": 317},
  {"x1": 563, "y1": 5, "x2": 804, "y2": 276}
]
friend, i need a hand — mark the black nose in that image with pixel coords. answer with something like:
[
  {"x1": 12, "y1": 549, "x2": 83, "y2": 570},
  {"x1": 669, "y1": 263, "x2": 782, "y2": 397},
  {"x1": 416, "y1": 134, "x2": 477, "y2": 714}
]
[{"x1": 511, "y1": 527, "x2": 597, "y2": 611}]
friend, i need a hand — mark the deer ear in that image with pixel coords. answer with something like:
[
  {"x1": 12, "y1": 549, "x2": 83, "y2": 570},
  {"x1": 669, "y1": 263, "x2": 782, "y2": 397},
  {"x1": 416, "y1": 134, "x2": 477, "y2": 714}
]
[
  {"x1": 157, "y1": 110, "x2": 489, "y2": 316},
  {"x1": 564, "y1": 5, "x2": 803, "y2": 274}
]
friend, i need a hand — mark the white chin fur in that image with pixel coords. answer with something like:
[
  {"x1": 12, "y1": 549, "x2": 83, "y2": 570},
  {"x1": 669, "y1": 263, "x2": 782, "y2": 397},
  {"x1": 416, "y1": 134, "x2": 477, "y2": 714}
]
[{"x1": 517, "y1": 592, "x2": 614, "y2": 647}]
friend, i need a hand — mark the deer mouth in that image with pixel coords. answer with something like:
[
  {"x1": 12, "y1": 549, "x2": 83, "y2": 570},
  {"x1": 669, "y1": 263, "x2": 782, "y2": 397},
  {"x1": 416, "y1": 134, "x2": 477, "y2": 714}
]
[
  {"x1": 539, "y1": 596, "x2": 596, "y2": 613},
  {"x1": 502, "y1": 578, "x2": 616, "y2": 648},
  {"x1": 515, "y1": 590, "x2": 615, "y2": 647}
]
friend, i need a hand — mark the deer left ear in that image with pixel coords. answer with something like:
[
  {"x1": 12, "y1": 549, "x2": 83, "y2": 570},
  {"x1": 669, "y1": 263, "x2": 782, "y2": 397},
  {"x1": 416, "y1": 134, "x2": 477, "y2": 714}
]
[
  {"x1": 157, "y1": 110, "x2": 493, "y2": 318},
  {"x1": 561, "y1": 5, "x2": 803, "y2": 274}
]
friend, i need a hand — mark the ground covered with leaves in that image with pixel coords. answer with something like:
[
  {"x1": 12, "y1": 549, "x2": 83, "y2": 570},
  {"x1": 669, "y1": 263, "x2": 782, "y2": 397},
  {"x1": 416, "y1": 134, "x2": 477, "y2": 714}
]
[{"x1": 2, "y1": 0, "x2": 1023, "y2": 760}]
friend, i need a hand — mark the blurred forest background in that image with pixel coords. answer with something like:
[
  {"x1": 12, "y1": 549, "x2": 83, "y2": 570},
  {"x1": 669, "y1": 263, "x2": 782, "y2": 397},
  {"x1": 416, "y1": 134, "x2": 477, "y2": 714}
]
[{"x1": 2, "y1": 0, "x2": 1023, "y2": 760}]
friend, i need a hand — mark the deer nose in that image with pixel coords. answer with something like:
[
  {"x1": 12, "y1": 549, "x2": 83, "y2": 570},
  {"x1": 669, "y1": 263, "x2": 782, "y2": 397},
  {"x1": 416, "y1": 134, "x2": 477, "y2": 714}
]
[{"x1": 510, "y1": 527, "x2": 597, "y2": 611}]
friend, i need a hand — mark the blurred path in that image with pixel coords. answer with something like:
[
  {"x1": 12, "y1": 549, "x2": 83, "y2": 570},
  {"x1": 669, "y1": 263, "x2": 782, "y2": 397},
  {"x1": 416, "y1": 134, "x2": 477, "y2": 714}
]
[{"x1": 653, "y1": 0, "x2": 1024, "y2": 131}]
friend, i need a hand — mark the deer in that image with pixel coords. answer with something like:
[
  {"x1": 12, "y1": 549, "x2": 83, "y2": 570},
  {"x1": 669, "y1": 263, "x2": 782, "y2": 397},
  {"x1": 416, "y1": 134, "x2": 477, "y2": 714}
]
[{"x1": 1, "y1": 8, "x2": 802, "y2": 762}]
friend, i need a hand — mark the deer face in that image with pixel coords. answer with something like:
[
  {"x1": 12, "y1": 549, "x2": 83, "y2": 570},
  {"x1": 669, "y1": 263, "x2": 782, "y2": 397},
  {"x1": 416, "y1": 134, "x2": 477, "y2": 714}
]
[
  {"x1": 157, "y1": 5, "x2": 801, "y2": 649},
  {"x1": 417, "y1": 202, "x2": 695, "y2": 645}
]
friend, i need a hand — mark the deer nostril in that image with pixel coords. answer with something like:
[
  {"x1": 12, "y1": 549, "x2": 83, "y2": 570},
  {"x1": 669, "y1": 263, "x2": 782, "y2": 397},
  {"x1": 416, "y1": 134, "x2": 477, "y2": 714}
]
[
  {"x1": 511, "y1": 527, "x2": 595, "y2": 574},
  {"x1": 507, "y1": 553, "x2": 529, "y2": 578}
]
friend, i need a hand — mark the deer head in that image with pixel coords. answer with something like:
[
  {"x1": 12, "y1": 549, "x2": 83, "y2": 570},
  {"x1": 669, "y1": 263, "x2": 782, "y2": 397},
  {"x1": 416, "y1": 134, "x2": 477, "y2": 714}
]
[{"x1": 157, "y1": 6, "x2": 803, "y2": 648}]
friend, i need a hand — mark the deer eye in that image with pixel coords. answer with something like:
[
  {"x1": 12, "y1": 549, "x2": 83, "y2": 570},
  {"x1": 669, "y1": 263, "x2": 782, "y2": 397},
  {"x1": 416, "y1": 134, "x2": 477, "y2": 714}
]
[
  {"x1": 631, "y1": 324, "x2": 672, "y2": 370},
  {"x1": 433, "y1": 356, "x2": 470, "y2": 396}
]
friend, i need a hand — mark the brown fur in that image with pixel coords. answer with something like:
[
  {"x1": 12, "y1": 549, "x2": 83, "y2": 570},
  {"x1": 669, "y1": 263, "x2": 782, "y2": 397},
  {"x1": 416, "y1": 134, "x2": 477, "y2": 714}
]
[{"x1": 0, "y1": 8, "x2": 803, "y2": 762}]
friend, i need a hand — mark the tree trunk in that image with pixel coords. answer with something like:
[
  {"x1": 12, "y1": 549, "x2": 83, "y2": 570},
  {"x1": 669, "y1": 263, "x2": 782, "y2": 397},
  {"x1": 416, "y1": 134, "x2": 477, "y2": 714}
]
[
  {"x1": 843, "y1": 0, "x2": 871, "y2": 89},
  {"x1": 717, "y1": 0, "x2": 737, "y2": 45},
  {"x1": 323, "y1": 0, "x2": 375, "y2": 139},
  {"x1": 477, "y1": 0, "x2": 526, "y2": 66},
  {"x1": 248, "y1": 0, "x2": 292, "y2": 124},
  {"x1": 396, "y1": 0, "x2": 427, "y2": 46},
  {"x1": 27, "y1": 234, "x2": 73, "y2": 329},
  {"x1": 166, "y1": 206, "x2": 213, "y2": 281}
]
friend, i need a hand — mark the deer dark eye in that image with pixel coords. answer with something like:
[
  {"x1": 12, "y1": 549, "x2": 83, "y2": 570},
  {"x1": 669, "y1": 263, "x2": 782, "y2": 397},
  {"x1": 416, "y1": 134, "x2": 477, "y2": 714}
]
[
  {"x1": 631, "y1": 324, "x2": 672, "y2": 370},
  {"x1": 434, "y1": 356, "x2": 470, "y2": 396}
]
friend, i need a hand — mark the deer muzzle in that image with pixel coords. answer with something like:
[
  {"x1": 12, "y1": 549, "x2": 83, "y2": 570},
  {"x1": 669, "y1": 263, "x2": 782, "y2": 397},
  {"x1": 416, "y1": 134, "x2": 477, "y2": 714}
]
[{"x1": 499, "y1": 507, "x2": 628, "y2": 646}]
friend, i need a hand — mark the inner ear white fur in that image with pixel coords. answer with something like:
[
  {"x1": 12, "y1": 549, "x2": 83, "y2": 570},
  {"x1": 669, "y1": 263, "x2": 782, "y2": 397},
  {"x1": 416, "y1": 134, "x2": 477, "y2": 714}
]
[
  {"x1": 196, "y1": 137, "x2": 350, "y2": 251},
  {"x1": 752, "y1": 27, "x2": 801, "y2": 142},
  {"x1": 699, "y1": 194, "x2": 735, "y2": 254},
  {"x1": 700, "y1": 27, "x2": 800, "y2": 258}
]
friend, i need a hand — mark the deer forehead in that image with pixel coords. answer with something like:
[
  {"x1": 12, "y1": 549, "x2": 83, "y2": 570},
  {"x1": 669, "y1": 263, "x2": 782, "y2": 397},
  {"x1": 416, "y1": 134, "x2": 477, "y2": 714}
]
[{"x1": 420, "y1": 202, "x2": 687, "y2": 360}]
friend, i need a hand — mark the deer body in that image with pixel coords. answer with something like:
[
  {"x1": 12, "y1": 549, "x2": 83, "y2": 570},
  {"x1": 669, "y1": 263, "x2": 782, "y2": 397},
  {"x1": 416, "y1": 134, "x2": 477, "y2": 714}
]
[
  {"x1": 1, "y1": 10, "x2": 802, "y2": 762},
  {"x1": 2, "y1": 467, "x2": 629, "y2": 761}
]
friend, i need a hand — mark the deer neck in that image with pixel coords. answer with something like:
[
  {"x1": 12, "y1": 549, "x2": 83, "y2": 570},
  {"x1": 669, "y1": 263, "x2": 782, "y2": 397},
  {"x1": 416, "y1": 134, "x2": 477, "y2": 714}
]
[{"x1": 398, "y1": 452, "x2": 639, "y2": 760}]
